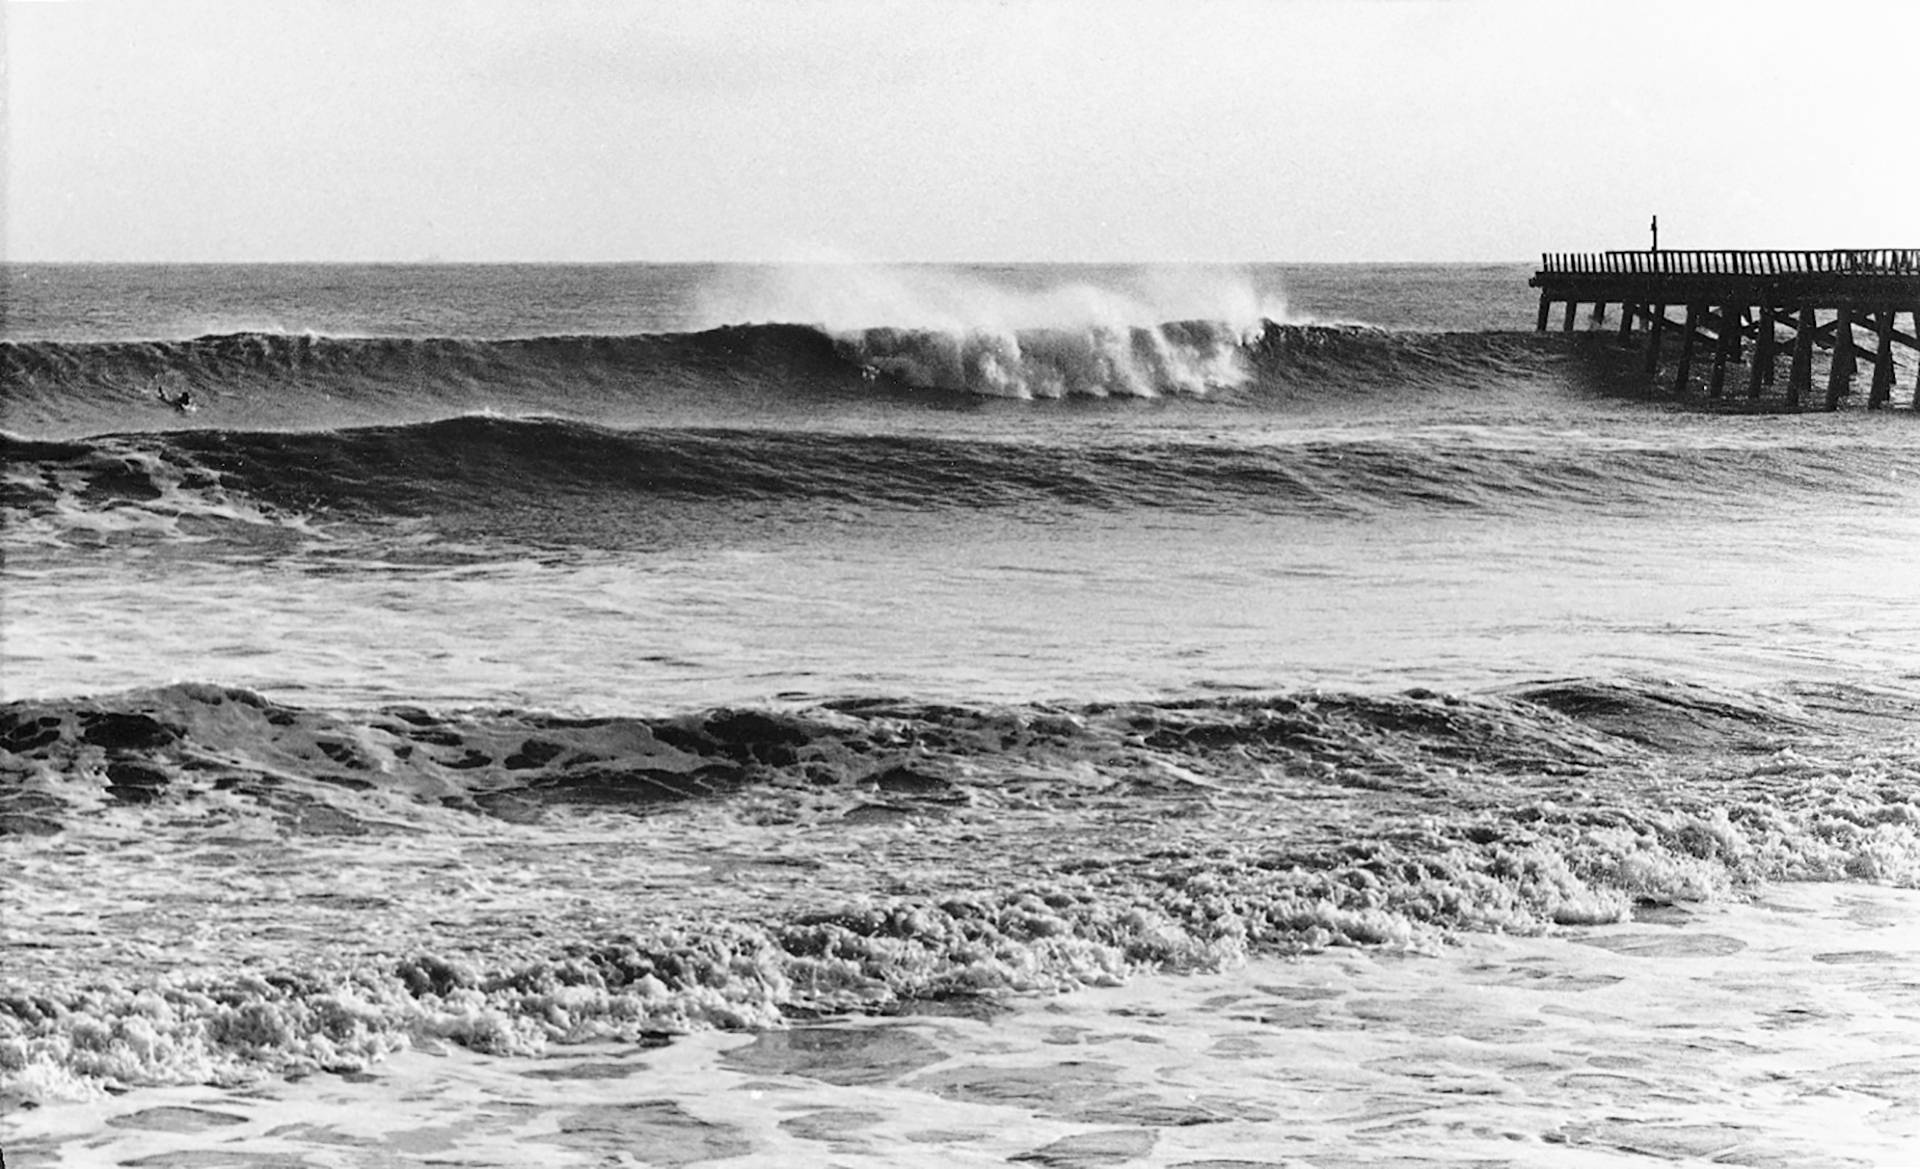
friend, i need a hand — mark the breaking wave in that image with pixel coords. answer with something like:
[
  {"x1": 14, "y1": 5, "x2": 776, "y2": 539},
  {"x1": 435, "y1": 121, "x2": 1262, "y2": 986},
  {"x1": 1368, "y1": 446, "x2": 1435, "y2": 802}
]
[
  {"x1": 2, "y1": 321, "x2": 1643, "y2": 441},
  {"x1": 2, "y1": 678, "x2": 1916, "y2": 1095}
]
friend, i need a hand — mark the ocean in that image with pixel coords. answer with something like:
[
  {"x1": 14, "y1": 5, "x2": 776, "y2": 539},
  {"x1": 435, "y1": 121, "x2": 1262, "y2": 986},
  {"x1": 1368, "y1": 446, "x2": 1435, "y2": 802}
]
[{"x1": 4, "y1": 262, "x2": 1918, "y2": 1166}]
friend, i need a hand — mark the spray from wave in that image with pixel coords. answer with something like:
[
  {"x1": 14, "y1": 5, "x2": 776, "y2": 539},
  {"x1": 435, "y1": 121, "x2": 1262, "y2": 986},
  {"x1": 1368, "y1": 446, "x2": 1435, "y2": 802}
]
[{"x1": 696, "y1": 263, "x2": 1290, "y2": 398}]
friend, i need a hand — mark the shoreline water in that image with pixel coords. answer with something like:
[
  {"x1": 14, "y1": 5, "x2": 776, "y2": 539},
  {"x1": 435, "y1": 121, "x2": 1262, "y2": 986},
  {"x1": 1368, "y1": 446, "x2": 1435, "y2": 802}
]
[
  {"x1": 5, "y1": 676, "x2": 1916, "y2": 1108},
  {"x1": 7, "y1": 881, "x2": 1915, "y2": 1167}
]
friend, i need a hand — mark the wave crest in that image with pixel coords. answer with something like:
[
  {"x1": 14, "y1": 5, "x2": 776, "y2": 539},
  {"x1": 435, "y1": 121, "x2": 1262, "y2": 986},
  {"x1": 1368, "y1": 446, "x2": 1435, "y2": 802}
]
[{"x1": 837, "y1": 319, "x2": 1256, "y2": 398}]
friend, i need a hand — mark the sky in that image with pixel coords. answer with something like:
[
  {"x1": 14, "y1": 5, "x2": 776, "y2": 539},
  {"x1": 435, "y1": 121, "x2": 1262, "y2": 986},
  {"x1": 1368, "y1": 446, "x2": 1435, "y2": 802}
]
[{"x1": 6, "y1": 0, "x2": 1918, "y2": 263}]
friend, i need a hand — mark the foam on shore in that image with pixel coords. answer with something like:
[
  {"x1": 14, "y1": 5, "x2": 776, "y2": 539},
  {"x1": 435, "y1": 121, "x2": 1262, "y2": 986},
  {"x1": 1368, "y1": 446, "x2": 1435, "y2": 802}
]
[{"x1": 7, "y1": 883, "x2": 1915, "y2": 1166}]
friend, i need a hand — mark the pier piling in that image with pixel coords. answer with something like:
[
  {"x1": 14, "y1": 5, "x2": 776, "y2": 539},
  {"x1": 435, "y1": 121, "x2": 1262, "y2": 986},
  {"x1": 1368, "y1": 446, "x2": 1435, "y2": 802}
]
[
  {"x1": 1530, "y1": 249, "x2": 1920, "y2": 410},
  {"x1": 1676, "y1": 304, "x2": 1700, "y2": 394},
  {"x1": 1825, "y1": 305, "x2": 1854, "y2": 411},
  {"x1": 1789, "y1": 305, "x2": 1816, "y2": 411},
  {"x1": 1746, "y1": 306, "x2": 1773, "y2": 400},
  {"x1": 1709, "y1": 310, "x2": 1736, "y2": 399},
  {"x1": 1869, "y1": 311, "x2": 1896, "y2": 408}
]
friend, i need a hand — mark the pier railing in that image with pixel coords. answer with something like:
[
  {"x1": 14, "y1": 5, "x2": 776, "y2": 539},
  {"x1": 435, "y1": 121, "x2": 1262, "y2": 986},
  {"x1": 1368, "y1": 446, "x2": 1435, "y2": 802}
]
[{"x1": 1538, "y1": 249, "x2": 1920, "y2": 277}]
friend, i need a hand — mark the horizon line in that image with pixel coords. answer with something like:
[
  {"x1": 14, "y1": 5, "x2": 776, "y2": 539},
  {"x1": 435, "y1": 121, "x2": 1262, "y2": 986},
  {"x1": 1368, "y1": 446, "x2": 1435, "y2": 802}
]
[{"x1": 2, "y1": 257, "x2": 1536, "y2": 267}]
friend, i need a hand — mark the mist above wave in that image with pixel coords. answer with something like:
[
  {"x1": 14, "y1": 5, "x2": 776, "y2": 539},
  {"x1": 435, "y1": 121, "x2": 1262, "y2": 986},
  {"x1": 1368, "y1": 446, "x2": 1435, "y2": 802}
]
[
  {"x1": 698, "y1": 262, "x2": 1290, "y2": 398},
  {"x1": 694, "y1": 262, "x2": 1290, "y2": 334}
]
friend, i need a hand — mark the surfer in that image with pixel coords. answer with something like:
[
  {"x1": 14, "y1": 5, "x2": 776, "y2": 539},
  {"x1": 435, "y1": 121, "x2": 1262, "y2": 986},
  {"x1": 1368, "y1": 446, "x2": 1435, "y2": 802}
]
[{"x1": 155, "y1": 381, "x2": 195, "y2": 412}]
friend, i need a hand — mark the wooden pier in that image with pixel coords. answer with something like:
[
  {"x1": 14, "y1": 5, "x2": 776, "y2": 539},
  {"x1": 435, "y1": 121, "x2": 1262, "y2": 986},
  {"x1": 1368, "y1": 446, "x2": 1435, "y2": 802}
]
[{"x1": 1531, "y1": 249, "x2": 1920, "y2": 410}]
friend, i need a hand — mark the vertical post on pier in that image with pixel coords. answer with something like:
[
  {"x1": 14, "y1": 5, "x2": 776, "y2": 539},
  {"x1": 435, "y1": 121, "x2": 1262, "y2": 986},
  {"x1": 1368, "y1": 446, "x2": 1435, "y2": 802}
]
[
  {"x1": 1709, "y1": 306, "x2": 1736, "y2": 399},
  {"x1": 1913, "y1": 307, "x2": 1920, "y2": 409},
  {"x1": 1869, "y1": 308, "x2": 1896, "y2": 408},
  {"x1": 1592, "y1": 302, "x2": 1607, "y2": 327},
  {"x1": 1644, "y1": 305, "x2": 1666, "y2": 378},
  {"x1": 1726, "y1": 305, "x2": 1744, "y2": 362},
  {"x1": 1763, "y1": 305, "x2": 1778, "y2": 386},
  {"x1": 1824, "y1": 304, "x2": 1854, "y2": 410},
  {"x1": 1617, "y1": 303, "x2": 1635, "y2": 342},
  {"x1": 1787, "y1": 304, "x2": 1815, "y2": 411},
  {"x1": 1563, "y1": 301, "x2": 1578, "y2": 332},
  {"x1": 1536, "y1": 292, "x2": 1552, "y2": 333},
  {"x1": 1746, "y1": 302, "x2": 1775, "y2": 399},
  {"x1": 1675, "y1": 303, "x2": 1701, "y2": 394}
]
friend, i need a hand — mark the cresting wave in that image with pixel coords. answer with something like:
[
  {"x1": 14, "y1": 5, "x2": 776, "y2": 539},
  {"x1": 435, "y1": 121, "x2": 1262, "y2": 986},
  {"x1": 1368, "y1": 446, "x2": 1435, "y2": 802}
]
[
  {"x1": 7, "y1": 417, "x2": 1920, "y2": 555},
  {"x1": 2, "y1": 322, "x2": 1616, "y2": 437},
  {"x1": 2, "y1": 678, "x2": 1916, "y2": 1096}
]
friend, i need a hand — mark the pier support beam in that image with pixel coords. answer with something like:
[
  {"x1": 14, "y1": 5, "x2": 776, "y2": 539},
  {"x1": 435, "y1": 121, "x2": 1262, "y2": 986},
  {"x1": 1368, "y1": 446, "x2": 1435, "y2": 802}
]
[
  {"x1": 1643, "y1": 305, "x2": 1666, "y2": 378},
  {"x1": 1788, "y1": 305, "x2": 1815, "y2": 412},
  {"x1": 1825, "y1": 305, "x2": 1854, "y2": 410},
  {"x1": 1763, "y1": 309, "x2": 1779, "y2": 386},
  {"x1": 1747, "y1": 303, "x2": 1775, "y2": 399},
  {"x1": 1617, "y1": 303, "x2": 1636, "y2": 343},
  {"x1": 1675, "y1": 304, "x2": 1701, "y2": 394},
  {"x1": 1536, "y1": 293, "x2": 1551, "y2": 333},
  {"x1": 1869, "y1": 309, "x2": 1896, "y2": 408},
  {"x1": 1563, "y1": 301, "x2": 1578, "y2": 332},
  {"x1": 1709, "y1": 305, "x2": 1737, "y2": 399}
]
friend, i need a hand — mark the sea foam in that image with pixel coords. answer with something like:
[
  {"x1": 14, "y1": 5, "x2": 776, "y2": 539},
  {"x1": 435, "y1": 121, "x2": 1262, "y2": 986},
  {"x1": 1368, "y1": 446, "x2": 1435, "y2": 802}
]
[{"x1": 5, "y1": 680, "x2": 1917, "y2": 1099}]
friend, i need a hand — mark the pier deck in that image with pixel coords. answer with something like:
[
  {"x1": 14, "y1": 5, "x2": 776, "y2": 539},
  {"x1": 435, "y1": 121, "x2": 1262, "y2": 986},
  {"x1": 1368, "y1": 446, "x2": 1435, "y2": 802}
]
[{"x1": 1531, "y1": 250, "x2": 1920, "y2": 409}]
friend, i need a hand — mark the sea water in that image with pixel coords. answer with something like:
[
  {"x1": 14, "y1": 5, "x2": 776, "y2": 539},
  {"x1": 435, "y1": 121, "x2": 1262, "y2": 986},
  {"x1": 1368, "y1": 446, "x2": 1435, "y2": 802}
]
[{"x1": 3, "y1": 262, "x2": 1918, "y2": 1166}]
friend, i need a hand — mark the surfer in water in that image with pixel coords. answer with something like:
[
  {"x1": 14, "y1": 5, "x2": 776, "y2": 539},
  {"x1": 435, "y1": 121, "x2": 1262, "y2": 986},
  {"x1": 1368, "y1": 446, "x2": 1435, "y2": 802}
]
[{"x1": 154, "y1": 380, "x2": 195, "y2": 412}]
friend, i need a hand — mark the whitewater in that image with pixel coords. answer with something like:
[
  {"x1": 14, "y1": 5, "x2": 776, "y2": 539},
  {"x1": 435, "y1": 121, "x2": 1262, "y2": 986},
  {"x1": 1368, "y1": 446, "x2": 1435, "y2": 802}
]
[{"x1": 3, "y1": 262, "x2": 1919, "y2": 1167}]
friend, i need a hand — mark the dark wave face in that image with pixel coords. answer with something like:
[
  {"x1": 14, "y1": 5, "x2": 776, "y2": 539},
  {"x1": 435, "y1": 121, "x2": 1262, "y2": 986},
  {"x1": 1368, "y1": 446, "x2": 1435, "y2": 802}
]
[
  {"x1": 9, "y1": 415, "x2": 1919, "y2": 559},
  {"x1": 1, "y1": 321, "x2": 1654, "y2": 438},
  {"x1": 1, "y1": 326, "x2": 871, "y2": 437}
]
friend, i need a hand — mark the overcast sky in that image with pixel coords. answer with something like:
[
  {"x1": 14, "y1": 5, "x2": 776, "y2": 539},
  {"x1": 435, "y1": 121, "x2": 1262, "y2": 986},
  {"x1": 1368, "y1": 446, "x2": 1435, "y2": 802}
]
[{"x1": 7, "y1": 0, "x2": 1917, "y2": 263}]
